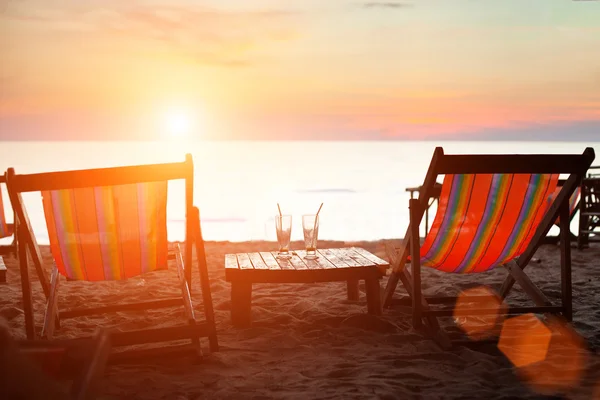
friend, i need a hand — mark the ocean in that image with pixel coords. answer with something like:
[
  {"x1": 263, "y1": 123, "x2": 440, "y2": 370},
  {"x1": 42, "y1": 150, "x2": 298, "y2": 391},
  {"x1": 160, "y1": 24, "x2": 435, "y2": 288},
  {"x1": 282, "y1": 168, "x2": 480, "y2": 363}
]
[{"x1": 1, "y1": 141, "x2": 599, "y2": 245}]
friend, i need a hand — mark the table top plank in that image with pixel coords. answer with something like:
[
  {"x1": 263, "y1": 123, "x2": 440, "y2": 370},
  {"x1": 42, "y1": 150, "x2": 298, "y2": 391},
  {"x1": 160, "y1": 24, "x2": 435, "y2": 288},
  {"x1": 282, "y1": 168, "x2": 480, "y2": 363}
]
[
  {"x1": 225, "y1": 254, "x2": 239, "y2": 270},
  {"x1": 349, "y1": 247, "x2": 389, "y2": 266},
  {"x1": 271, "y1": 252, "x2": 295, "y2": 270},
  {"x1": 225, "y1": 247, "x2": 388, "y2": 283},
  {"x1": 288, "y1": 254, "x2": 308, "y2": 270},
  {"x1": 248, "y1": 252, "x2": 269, "y2": 270},
  {"x1": 295, "y1": 250, "x2": 332, "y2": 269},
  {"x1": 259, "y1": 252, "x2": 281, "y2": 270},
  {"x1": 330, "y1": 248, "x2": 372, "y2": 267},
  {"x1": 317, "y1": 249, "x2": 349, "y2": 268},
  {"x1": 236, "y1": 253, "x2": 254, "y2": 270}
]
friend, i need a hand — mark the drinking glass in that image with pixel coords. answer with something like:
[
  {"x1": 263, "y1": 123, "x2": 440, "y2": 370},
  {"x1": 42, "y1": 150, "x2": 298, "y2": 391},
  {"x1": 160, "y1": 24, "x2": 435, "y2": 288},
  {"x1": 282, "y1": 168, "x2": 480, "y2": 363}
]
[
  {"x1": 302, "y1": 214, "x2": 319, "y2": 259},
  {"x1": 275, "y1": 215, "x2": 292, "y2": 259}
]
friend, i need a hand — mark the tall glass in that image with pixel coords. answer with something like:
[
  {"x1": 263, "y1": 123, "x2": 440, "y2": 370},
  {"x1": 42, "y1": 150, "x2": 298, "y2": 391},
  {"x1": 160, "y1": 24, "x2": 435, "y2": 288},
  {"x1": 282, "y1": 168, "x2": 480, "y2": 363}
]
[
  {"x1": 275, "y1": 215, "x2": 292, "y2": 259},
  {"x1": 302, "y1": 214, "x2": 319, "y2": 259}
]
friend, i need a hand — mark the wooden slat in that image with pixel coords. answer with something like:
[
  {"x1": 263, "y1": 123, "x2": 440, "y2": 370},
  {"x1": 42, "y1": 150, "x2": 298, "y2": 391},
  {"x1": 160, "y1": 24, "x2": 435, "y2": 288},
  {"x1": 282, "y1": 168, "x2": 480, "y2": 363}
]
[
  {"x1": 318, "y1": 249, "x2": 350, "y2": 268},
  {"x1": 504, "y1": 261, "x2": 552, "y2": 307},
  {"x1": 184, "y1": 154, "x2": 194, "y2": 292},
  {"x1": 271, "y1": 252, "x2": 295, "y2": 270},
  {"x1": 60, "y1": 298, "x2": 184, "y2": 319},
  {"x1": 248, "y1": 252, "x2": 269, "y2": 270},
  {"x1": 175, "y1": 244, "x2": 195, "y2": 322},
  {"x1": 560, "y1": 202, "x2": 573, "y2": 321},
  {"x1": 225, "y1": 267, "x2": 382, "y2": 284},
  {"x1": 236, "y1": 253, "x2": 254, "y2": 270},
  {"x1": 110, "y1": 323, "x2": 212, "y2": 347},
  {"x1": 224, "y1": 254, "x2": 239, "y2": 270},
  {"x1": 18, "y1": 226, "x2": 35, "y2": 339},
  {"x1": 333, "y1": 248, "x2": 373, "y2": 267},
  {"x1": 295, "y1": 250, "x2": 333, "y2": 269},
  {"x1": 350, "y1": 247, "x2": 389, "y2": 266},
  {"x1": 6, "y1": 177, "x2": 52, "y2": 298},
  {"x1": 437, "y1": 150, "x2": 594, "y2": 175},
  {"x1": 10, "y1": 158, "x2": 192, "y2": 193},
  {"x1": 42, "y1": 267, "x2": 60, "y2": 339},
  {"x1": 288, "y1": 254, "x2": 308, "y2": 270},
  {"x1": 191, "y1": 207, "x2": 218, "y2": 352},
  {"x1": 259, "y1": 252, "x2": 281, "y2": 270}
]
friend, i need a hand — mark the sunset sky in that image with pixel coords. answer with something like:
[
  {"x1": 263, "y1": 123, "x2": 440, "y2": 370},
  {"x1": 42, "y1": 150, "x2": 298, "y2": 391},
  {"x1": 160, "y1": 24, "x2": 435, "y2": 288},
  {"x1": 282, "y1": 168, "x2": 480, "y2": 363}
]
[{"x1": 1, "y1": 0, "x2": 600, "y2": 141}]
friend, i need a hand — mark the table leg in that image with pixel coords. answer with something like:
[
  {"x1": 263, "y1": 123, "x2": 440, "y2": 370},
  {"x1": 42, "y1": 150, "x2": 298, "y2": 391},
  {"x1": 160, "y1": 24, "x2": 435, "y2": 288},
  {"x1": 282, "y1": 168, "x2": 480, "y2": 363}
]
[
  {"x1": 365, "y1": 278, "x2": 382, "y2": 315},
  {"x1": 231, "y1": 281, "x2": 252, "y2": 328},
  {"x1": 346, "y1": 280, "x2": 360, "y2": 301}
]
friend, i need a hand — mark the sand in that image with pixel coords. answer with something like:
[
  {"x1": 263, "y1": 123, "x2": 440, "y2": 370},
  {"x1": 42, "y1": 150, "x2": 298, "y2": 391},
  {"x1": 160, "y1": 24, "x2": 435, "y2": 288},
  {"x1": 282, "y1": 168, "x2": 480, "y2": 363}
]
[{"x1": 1, "y1": 240, "x2": 600, "y2": 399}]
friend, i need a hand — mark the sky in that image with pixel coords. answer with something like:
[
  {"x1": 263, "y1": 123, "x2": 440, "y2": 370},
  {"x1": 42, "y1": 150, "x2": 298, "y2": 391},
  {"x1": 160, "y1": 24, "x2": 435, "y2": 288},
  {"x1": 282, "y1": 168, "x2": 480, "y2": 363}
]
[{"x1": 1, "y1": 0, "x2": 600, "y2": 141}]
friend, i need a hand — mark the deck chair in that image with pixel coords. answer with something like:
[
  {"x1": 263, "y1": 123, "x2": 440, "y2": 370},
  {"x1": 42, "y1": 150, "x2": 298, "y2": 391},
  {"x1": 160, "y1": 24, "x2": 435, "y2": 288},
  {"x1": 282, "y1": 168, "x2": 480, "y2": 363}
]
[
  {"x1": 5, "y1": 155, "x2": 218, "y2": 360},
  {"x1": 382, "y1": 147, "x2": 595, "y2": 348}
]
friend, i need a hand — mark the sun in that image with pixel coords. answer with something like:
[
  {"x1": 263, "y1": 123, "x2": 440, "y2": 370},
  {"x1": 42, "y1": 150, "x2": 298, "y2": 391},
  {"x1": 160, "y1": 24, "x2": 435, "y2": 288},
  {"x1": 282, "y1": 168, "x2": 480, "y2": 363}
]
[{"x1": 163, "y1": 109, "x2": 192, "y2": 138}]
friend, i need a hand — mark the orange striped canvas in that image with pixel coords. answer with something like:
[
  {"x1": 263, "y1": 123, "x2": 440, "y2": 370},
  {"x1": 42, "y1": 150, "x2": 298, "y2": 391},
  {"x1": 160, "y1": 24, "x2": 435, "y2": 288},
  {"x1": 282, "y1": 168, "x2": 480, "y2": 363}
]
[
  {"x1": 41, "y1": 182, "x2": 169, "y2": 281},
  {"x1": 420, "y1": 173, "x2": 559, "y2": 273},
  {"x1": 0, "y1": 190, "x2": 9, "y2": 239}
]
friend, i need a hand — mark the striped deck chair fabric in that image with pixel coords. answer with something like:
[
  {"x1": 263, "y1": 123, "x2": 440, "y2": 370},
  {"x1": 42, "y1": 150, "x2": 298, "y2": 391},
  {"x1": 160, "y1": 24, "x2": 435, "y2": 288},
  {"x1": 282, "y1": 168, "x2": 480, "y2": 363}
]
[
  {"x1": 420, "y1": 173, "x2": 559, "y2": 274},
  {"x1": 41, "y1": 182, "x2": 168, "y2": 281},
  {"x1": 0, "y1": 191, "x2": 11, "y2": 239}
]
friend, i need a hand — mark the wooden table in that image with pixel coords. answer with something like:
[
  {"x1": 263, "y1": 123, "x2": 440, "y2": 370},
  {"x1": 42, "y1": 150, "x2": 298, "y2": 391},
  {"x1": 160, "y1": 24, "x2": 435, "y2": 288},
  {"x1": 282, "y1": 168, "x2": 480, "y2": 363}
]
[{"x1": 225, "y1": 247, "x2": 389, "y2": 327}]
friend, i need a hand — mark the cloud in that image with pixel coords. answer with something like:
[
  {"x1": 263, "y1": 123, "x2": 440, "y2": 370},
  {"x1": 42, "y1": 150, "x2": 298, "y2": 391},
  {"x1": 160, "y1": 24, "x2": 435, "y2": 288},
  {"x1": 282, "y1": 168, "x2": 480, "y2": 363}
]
[
  {"x1": 361, "y1": 2, "x2": 413, "y2": 9},
  {"x1": 2, "y1": 2, "x2": 303, "y2": 67}
]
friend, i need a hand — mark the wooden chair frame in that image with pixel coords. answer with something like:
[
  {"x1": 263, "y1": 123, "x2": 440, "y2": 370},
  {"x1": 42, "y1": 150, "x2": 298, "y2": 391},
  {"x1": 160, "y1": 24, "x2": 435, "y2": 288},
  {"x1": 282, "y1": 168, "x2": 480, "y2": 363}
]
[
  {"x1": 5, "y1": 155, "x2": 218, "y2": 360},
  {"x1": 0, "y1": 174, "x2": 17, "y2": 257},
  {"x1": 0, "y1": 174, "x2": 17, "y2": 283},
  {"x1": 543, "y1": 179, "x2": 580, "y2": 245},
  {"x1": 382, "y1": 147, "x2": 595, "y2": 348}
]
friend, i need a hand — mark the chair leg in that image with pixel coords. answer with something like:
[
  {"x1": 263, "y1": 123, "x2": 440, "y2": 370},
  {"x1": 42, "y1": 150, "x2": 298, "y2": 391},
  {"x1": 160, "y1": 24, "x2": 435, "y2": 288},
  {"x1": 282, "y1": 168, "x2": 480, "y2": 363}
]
[
  {"x1": 192, "y1": 207, "x2": 219, "y2": 352},
  {"x1": 559, "y1": 202, "x2": 573, "y2": 321},
  {"x1": 382, "y1": 242, "x2": 405, "y2": 308},
  {"x1": 18, "y1": 228, "x2": 35, "y2": 340},
  {"x1": 42, "y1": 266, "x2": 60, "y2": 339},
  {"x1": 175, "y1": 244, "x2": 202, "y2": 357},
  {"x1": 410, "y1": 199, "x2": 423, "y2": 328},
  {"x1": 400, "y1": 266, "x2": 451, "y2": 349}
]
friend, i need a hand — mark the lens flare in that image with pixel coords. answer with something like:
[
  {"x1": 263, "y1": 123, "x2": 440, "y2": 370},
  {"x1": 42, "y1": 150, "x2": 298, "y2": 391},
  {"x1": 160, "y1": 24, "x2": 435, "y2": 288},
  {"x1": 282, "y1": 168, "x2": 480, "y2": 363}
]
[
  {"x1": 518, "y1": 318, "x2": 588, "y2": 394},
  {"x1": 453, "y1": 286, "x2": 507, "y2": 340},
  {"x1": 498, "y1": 314, "x2": 551, "y2": 368}
]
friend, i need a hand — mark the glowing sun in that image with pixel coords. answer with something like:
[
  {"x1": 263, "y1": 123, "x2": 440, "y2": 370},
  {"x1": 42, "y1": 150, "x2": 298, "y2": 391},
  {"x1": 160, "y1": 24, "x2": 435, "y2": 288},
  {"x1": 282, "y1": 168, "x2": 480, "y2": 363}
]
[{"x1": 163, "y1": 109, "x2": 192, "y2": 138}]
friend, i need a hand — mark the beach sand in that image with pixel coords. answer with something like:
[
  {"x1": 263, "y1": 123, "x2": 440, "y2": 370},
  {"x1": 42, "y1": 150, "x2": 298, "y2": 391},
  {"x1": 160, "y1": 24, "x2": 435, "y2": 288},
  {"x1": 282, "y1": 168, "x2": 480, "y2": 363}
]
[{"x1": 1, "y1": 240, "x2": 599, "y2": 399}]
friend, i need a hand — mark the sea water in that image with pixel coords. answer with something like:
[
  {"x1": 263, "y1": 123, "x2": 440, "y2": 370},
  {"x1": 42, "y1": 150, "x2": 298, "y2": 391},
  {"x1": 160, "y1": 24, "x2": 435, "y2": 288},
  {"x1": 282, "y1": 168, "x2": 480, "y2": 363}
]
[{"x1": 1, "y1": 140, "x2": 598, "y2": 244}]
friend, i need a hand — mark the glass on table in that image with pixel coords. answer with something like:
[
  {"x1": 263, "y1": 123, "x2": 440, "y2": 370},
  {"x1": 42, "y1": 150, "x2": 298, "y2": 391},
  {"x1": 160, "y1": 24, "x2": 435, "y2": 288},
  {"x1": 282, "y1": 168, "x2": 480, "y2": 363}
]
[
  {"x1": 302, "y1": 214, "x2": 319, "y2": 259},
  {"x1": 275, "y1": 215, "x2": 292, "y2": 259}
]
